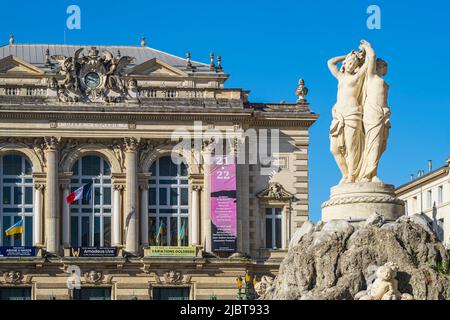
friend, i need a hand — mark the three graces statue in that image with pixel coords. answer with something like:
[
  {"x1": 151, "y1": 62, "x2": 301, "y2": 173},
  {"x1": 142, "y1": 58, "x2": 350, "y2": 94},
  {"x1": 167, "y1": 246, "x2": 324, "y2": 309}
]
[{"x1": 328, "y1": 40, "x2": 391, "y2": 184}]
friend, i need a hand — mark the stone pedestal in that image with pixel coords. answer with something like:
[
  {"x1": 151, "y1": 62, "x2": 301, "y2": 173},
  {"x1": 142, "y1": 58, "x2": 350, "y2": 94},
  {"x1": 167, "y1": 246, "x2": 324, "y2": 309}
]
[{"x1": 321, "y1": 182, "x2": 404, "y2": 222}]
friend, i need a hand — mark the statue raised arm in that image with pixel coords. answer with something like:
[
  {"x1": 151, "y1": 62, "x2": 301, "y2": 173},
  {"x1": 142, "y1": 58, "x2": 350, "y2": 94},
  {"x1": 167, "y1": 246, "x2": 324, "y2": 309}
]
[
  {"x1": 358, "y1": 40, "x2": 391, "y2": 183},
  {"x1": 328, "y1": 46, "x2": 368, "y2": 184}
]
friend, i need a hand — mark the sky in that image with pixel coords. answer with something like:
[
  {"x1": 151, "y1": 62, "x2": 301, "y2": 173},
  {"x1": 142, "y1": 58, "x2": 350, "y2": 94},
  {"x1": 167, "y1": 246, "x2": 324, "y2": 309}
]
[{"x1": 0, "y1": 0, "x2": 449, "y2": 222}]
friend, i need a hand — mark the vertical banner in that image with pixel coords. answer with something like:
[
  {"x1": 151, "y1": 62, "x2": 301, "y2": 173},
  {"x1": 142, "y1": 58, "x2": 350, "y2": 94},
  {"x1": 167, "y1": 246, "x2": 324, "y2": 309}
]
[{"x1": 211, "y1": 155, "x2": 237, "y2": 252}]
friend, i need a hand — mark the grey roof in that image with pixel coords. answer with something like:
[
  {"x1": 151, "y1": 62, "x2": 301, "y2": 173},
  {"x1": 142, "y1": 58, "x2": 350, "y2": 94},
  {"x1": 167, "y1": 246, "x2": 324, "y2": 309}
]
[{"x1": 0, "y1": 44, "x2": 219, "y2": 74}]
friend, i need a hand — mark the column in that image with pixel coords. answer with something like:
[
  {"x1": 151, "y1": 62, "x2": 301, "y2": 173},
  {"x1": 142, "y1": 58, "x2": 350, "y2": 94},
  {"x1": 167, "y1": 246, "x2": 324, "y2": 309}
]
[
  {"x1": 62, "y1": 184, "x2": 70, "y2": 247},
  {"x1": 238, "y1": 162, "x2": 250, "y2": 254},
  {"x1": 202, "y1": 150, "x2": 213, "y2": 253},
  {"x1": 112, "y1": 184, "x2": 123, "y2": 246},
  {"x1": 33, "y1": 183, "x2": 44, "y2": 246},
  {"x1": 140, "y1": 184, "x2": 149, "y2": 247},
  {"x1": 190, "y1": 185, "x2": 201, "y2": 245},
  {"x1": 44, "y1": 136, "x2": 59, "y2": 254},
  {"x1": 282, "y1": 207, "x2": 287, "y2": 250},
  {"x1": 124, "y1": 138, "x2": 139, "y2": 254}
]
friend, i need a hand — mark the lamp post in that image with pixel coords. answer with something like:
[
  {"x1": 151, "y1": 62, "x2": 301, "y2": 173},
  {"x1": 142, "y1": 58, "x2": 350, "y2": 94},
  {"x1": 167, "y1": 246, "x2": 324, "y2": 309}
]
[
  {"x1": 236, "y1": 275, "x2": 243, "y2": 300},
  {"x1": 236, "y1": 271, "x2": 257, "y2": 300}
]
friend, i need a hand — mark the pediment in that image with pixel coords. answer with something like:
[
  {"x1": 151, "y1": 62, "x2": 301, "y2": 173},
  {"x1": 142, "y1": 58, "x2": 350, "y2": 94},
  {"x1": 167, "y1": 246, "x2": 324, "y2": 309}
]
[
  {"x1": 257, "y1": 182, "x2": 294, "y2": 201},
  {"x1": 127, "y1": 58, "x2": 187, "y2": 77},
  {"x1": 0, "y1": 55, "x2": 44, "y2": 75}
]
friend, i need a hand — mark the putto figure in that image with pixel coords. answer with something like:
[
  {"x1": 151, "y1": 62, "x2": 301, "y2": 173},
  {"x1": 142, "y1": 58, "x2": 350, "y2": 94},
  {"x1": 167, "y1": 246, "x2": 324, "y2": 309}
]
[{"x1": 327, "y1": 40, "x2": 391, "y2": 184}]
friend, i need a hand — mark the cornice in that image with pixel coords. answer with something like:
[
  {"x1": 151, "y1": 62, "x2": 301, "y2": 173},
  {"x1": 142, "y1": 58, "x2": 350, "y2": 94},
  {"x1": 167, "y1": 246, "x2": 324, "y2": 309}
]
[
  {"x1": 396, "y1": 166, "x2": 449, "y2": 195},
  {"x1": 0, "y1": 105, "x2": 318, "y2": 127}
]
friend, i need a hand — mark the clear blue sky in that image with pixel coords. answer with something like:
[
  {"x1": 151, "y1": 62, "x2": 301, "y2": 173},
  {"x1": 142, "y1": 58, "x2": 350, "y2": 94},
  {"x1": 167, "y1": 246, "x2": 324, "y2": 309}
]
[{"x1": 1, "y1": 0, "x2": 449, "y2": 222}]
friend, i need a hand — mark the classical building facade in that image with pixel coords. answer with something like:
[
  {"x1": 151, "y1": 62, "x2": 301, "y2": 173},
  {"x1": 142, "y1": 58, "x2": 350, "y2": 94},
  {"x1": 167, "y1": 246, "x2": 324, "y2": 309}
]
[
  {"x1": 0, "y1": 39, "x2": 317, "y2": 300},
  {"x1": 396, "y1": 157, "x2": 450, "y2": 246}
]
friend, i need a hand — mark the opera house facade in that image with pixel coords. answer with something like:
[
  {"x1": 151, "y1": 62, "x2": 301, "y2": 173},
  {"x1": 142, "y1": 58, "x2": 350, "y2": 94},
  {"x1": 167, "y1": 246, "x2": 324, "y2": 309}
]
[{"x1": 0, "y1": 38, "x2": 317, "y2": 300}]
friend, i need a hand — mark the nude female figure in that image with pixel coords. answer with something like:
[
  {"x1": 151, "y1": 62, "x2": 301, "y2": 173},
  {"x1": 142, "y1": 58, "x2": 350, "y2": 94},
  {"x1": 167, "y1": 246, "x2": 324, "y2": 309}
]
[
  {"x1": 327, "y1": 45, "x2": 368, "y2": 184},
  {"x1": 358, "y1": 40, "x2": 391, "y2": 182}
]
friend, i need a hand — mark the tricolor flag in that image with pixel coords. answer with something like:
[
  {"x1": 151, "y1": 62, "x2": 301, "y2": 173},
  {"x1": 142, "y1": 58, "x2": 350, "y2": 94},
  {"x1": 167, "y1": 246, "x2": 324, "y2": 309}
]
[
  {"x1": 66, "y1": 181, "x2": 93, "y2": 205},
  {"x1": 5, "y1": 219, "x2": 23, "y2": 238}
]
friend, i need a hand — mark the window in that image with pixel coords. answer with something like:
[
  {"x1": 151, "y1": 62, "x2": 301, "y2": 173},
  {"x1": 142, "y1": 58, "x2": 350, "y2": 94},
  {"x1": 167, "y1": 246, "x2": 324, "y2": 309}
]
[
  {"x1": 265, "y1": 207, "x2": 282, "y2": 249},
  {"x1": 70, "y1": 156, "x2": 112, "y2": 247},
  {"x1": 153, "y1": 287, "x2": 190, "y2": 300},
  {"x1": 412, "y1": 196, "x2": 418, "y2": 214},
  {"x1": 148, "y1": 156, "x2": 189, "y2": 246},
  {"x1": 427, "y1": 190, "x2": 432, "y2": 208},
  {"x1": 73, "y1": 288, "x2": 111, "y2": 300},
  {"x1": 438, "y1": 186, "x2": 443, "y2": 205},
  {"x1": 0, "y1": 155, "x2": 33, "y2": 247},
  {"x1": 0, "y1": 287, "x2": 31, "y2": 300}
]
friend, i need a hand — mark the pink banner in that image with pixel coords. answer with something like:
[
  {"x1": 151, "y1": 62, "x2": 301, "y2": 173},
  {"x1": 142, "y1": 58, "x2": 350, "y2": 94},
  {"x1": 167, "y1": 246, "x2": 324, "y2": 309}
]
[{"x1": 210, "y1": 155, "x2": 237, "y2": 252}]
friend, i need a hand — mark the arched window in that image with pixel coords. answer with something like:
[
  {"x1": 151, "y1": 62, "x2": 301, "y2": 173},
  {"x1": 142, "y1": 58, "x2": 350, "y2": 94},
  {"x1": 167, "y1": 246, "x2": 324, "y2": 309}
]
[
  {"x1": 148, "y1": 156, "x2": 189, "y2": 246},
  {"x1": 0, "y1": 155, "x2": 33, "y2": 246},
  {"x1": 70, "y1": 155, "x2": 112, "y2": 247}
]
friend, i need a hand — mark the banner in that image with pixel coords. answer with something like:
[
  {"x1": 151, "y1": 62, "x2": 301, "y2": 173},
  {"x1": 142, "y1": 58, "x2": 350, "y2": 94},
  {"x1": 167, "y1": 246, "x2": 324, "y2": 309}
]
[
  {"x1": 211, "y1": 155, "x2": 237, "y2": 252},
  {"x1": 69, "y1": 247, "x2": 117, "y2": 257},
  {"x1": 146, "y1": 246, "x2": 196, "y2": 257},
  {"x1": 0, "y1": 246, "x2": 36, "y2": 257}
]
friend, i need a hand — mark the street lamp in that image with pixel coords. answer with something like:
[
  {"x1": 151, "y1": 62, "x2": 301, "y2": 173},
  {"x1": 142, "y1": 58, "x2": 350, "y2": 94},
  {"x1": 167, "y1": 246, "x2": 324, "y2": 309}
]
[
  {"x1": 236, "y1": 275, "x2": 244, "y2": 300},
  {"x1": 236, "y1": 271, "x2": 257, "y2": 300}
]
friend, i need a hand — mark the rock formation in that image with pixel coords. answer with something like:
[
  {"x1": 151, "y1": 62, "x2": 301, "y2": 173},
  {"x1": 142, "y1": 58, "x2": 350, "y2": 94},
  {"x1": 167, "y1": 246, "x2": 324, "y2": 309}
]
[{"x1": 263, "y1": 213, "x2": 450, "y2": 300}]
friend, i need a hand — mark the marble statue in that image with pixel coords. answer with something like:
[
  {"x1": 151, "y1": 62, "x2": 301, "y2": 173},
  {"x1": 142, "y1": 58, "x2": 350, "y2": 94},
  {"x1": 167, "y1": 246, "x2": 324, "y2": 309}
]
[
  {"x1": 355, "y1": 262, "x2": 414, "y2": 300},
  {"x1": 327, "y1": 46, "x2": 368, "y2": 184},
  {"x1": 327, "y1": 40, "x2": 391, "y2": 184},
  {"x1": 322, "y1": 41, "x2": 403, "y2": 222},
  {"x1": 358, "y1": 40, "x2": 391, "y2": 182}
]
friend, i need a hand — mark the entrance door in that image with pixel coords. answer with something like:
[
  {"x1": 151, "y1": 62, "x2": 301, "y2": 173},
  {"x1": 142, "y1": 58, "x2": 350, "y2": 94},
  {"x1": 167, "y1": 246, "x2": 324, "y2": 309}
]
[
  {"x1": 153, "y1": 287, "x2": 190, "y2": 300},
  {"x1": 73, "y1": 288, "x2": 111, "y2": 300},
  {"x1": 0, "y1": 287, "x2": 31, "y2": 300}
]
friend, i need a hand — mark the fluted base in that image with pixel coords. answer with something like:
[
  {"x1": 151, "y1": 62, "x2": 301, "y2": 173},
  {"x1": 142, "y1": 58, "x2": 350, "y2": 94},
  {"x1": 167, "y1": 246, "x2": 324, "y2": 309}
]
[{"x1": 321, "y1": 182, "x2": 405, "y2": 222}]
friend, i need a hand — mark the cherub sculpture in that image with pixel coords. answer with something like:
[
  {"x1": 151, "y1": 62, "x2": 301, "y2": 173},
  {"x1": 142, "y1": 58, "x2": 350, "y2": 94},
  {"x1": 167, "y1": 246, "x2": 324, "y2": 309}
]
[{"x1": 355, "y1": 262, "x2": 414, "y2": 300}]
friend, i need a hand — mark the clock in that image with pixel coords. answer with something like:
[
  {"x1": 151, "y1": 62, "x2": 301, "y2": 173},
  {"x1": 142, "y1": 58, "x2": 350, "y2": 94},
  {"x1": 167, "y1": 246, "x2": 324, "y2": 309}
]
[{"x1": 84, "y1": 72, "x2": 100, "y2": 88}]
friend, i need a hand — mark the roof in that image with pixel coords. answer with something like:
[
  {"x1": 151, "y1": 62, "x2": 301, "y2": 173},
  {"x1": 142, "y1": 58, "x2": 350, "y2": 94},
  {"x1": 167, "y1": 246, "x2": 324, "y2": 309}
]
[
  {"x1": 396, "y1": 163, "x2": 449, "y2": 194},
  {"x1": 0, "y1": 43, "x2": 217, "y2": 74}
]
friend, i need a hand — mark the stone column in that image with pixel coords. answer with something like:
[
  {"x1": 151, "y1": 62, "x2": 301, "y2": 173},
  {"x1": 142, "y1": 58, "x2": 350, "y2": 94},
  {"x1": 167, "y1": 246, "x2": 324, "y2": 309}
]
[
  {"x1": 124, "y1": 138, "x2": 139, "y2": 254},
  {"x1": 202, "y1": 150, "x2": 212, "y2": 253},
  {"x1": 112, "y1": 184, "x2": 123, "y2": 247},
  {"x1": 44, "y1": 136, "x2": 59, "y2": 255},
  {"x1": 140, "y1": 184, "x2": 149, "y2": 247},
  {"x1": 33, "y1": 183, "x2": 44, "y2": 246},
  {"x1": 190, "y1": 185, "x2": 201, "y2": 245},
  {"x1": 238, "y1": 162, "x2": 250, "y2": 254},
  {"x1": 61, "y1": 184, "x2": 70, "y2": 247},
  {"x1": 282, "y1": 207, "x2": 287, "y2": 250}
]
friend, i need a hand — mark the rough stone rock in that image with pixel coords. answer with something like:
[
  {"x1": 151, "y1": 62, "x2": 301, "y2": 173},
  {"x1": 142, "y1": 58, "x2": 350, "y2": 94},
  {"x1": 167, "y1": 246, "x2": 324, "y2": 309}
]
[
  {"x1": 289, "y1": 221, "x2": 315, "y2": 249},
  {"x1": 263, "y1": 214, "x2": 450, "y2": 300},
  {"x1": 364, "y1": 212, "x2": 385, "y2": 227}
]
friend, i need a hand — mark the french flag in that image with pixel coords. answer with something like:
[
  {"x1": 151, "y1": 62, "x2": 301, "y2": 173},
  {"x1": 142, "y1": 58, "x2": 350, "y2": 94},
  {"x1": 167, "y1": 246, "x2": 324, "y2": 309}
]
[{"x1": 66, "y1": 181, "x2": 93, "y2": 205}]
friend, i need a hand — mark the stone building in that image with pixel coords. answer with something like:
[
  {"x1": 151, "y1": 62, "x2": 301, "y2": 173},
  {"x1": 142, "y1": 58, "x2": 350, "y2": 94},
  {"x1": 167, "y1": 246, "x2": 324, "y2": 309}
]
[
  {"x1": 396, "y1": 157, "x2": 450, "y2": 246},
  {"x1": 0, "y1": 38, "x2": 317, "y2": 300}
]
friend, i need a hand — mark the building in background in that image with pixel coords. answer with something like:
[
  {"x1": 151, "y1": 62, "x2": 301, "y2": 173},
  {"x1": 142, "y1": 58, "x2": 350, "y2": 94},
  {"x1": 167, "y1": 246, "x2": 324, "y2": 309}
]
[
  {"x1": 0, "y1": 38, "x2": 317, "y2": 300},
  {"x1": 396, "y1": 157, "x2": 450, "y2": 246}
]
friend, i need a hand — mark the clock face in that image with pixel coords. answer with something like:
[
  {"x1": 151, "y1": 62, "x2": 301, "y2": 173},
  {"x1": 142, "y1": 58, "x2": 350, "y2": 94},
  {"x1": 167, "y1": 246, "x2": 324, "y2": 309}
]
[{"x1": 84, "y1": 72, "x2": 100, "y2": 88}]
